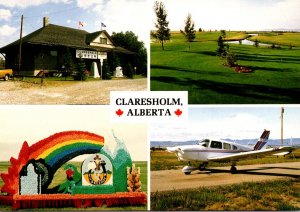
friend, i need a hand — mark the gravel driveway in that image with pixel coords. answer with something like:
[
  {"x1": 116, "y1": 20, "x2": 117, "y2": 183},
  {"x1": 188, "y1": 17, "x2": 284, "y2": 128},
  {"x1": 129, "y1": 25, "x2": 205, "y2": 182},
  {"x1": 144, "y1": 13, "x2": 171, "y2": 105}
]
[{"x1": 0, "y1": 78, "x2": 147, "y2": 104}]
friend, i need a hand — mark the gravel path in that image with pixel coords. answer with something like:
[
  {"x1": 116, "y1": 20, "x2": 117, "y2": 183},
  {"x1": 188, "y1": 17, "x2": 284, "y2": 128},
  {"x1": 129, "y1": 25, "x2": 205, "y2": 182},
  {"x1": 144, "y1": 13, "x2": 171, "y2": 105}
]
[
  {"x1": 0, "y1": 78, "x2": 147, "y2": 104},
  {"x1": 151, "y1": 162, "x2": 300, "y2": 192}
]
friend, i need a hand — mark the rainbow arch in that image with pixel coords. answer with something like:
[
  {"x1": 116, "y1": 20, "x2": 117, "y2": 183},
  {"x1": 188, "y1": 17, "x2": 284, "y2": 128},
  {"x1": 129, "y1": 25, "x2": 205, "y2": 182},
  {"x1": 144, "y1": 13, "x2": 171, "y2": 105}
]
[
  {"x1": 30, "y1": 131, "x2": 104, "y2": 170},
  {"x1": 1, "y1": 131, "x2": 104, "y2": 195}
]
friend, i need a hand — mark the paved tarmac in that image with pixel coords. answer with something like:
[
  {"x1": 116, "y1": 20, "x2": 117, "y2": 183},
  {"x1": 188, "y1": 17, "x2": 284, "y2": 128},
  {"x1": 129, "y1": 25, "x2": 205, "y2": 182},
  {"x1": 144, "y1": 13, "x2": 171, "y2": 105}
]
[{"x1": 151, "y1": 162, "x2": 300, "y2": 192}]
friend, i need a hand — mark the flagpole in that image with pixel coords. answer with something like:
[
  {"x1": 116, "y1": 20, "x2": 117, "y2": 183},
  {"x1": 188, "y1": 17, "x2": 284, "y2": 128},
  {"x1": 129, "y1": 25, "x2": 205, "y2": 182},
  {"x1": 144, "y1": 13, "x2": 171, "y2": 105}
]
[{"x1": 281, "y1": 107, "x2": 284, "y2": 146}]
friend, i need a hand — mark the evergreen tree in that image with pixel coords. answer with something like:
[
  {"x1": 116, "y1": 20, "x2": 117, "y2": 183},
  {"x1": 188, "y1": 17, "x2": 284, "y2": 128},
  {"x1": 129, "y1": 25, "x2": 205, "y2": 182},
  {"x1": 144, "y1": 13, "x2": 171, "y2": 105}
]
[
  {"x1": 217, "y1": 36, "x2": 226, "y2": 56},
  {"x1": 74, "y1": 57, "x2": 87, "y2": 81},
  {"x1": 151, "y1": 1, "x2": 171, "y2": 50},
  {"x1": 254, "y1": 39, "x2": 259, "y2": 47},
  {"x1": 102, "y1": 59, "x2": 112, "y2": 80},
  {"x1": 180, "y1": 13, "x2": 196, "y2": 50},
  {"x1": 124, "y1": 62, "x2": 133, "y2": 79},
  {"x1": 220, "y1": 30, "x2": 226, "y2": 39}
]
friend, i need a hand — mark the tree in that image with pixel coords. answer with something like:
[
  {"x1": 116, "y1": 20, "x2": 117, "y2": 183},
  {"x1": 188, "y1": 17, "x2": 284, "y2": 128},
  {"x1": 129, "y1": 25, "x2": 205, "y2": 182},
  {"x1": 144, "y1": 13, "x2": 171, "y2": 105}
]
[
  {"x1": 254, "y1": 39, "x2": 259, "y2": 47},
  {"x1": 180, "y1": 13, "x2": 196, "y2": 50},
  {"x1": 151, "y1": 1, "x2": 171, "y2": 50},
  {"x1": 217, "y1": 36, "x2": 226, "y2": 56},
  {"x1": 74, "y1": 57, "x2": 88, "y2": 81},
  {"x1": 102, "y1": 59, "x2": 112, "y2": 80},
  {"x1": 225, "y1": 50, "x2": 237, "y2": 67},
  {"x1": 220, "y1": 30, "x2": 226, "y2": 39},
  {"x1": 111, "y1": 31, "x2": 147, "y2": 76}
]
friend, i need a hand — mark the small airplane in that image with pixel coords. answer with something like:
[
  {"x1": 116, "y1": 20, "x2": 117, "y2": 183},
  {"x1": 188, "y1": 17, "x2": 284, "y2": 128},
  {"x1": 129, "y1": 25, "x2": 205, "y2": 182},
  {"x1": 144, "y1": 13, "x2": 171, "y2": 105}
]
[{"x1": 166, "y1": 130, "x2": 295, "y2": 175}]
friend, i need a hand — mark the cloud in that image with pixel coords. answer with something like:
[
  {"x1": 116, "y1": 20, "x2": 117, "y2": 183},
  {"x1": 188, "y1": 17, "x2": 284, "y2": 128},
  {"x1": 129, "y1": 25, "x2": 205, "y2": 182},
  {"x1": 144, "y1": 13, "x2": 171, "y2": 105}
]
[
  {"x1": 102, "y1": 0, "x2": 149, "y2": 45},
  {"x1": 151, "y1": 0, "x2": 300, "y2": 31},
  {"x1": 0, "y1": 9, "x2": 12, "y2": 21},
  {"x1": 76, "y1": 0, "x2": 104, "y2": 9},
  {"x1": 0, "y1": 25, "x2": 17, "y2": 37},
  {"x1": 0, "y1": 0, "x2": 70, "y2": 8}
]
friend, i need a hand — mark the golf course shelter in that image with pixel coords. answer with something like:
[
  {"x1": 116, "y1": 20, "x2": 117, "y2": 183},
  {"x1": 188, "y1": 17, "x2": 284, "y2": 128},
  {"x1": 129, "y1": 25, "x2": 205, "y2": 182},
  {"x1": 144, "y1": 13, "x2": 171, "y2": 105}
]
[{"x1": 0, "y1": 17, "x2": 130, "y2": 77}]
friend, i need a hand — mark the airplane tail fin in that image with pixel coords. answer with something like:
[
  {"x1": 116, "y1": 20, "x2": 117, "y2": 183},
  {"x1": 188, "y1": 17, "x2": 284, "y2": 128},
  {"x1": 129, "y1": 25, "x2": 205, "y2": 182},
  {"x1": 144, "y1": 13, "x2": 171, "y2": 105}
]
[{"x1": 253, "y1": 130, "x2": 270, "y2": 150}]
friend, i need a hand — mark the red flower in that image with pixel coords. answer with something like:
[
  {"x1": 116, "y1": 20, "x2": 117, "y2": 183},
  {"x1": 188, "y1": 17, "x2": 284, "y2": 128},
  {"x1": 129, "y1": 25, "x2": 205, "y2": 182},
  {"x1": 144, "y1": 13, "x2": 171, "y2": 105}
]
[{"x1": 66, "y1": 168, "x2": 74, "y2": 179}]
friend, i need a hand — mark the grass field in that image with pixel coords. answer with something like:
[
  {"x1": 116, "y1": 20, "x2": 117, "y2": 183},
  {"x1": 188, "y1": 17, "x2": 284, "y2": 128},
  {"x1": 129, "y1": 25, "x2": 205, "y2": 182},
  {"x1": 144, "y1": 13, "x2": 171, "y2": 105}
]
[
  {"x1": 0, "y1": 161, "x2": 147, "y2": 211},
  {"x1": 151, "y1": 31, "x2": 300, "y2": 104},
  {"x1": 248, "y1": 32, "x2": 300, "y2": 47},
  {"x1": 151, "y1": 178, "x2": 300, "y2": 210},
  {"x1": 151, "y1": 149, "x2": 300, "y2": 171}
]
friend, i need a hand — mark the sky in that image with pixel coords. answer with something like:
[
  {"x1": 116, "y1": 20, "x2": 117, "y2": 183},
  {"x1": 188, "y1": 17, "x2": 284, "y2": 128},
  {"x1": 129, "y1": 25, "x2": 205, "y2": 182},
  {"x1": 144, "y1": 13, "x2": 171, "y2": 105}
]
[
  {"x1": 0, "y1": 105, "x2": 147, "y2": 161},
  {"x1": 0, "y1": 0, "x2": 149, "y2": 49},
  {"x1": 151, "y1": 0, "x2": 300, "y2": 31},
  {"x1": 150, "y1": 106, "x2": 300, "y2": 141}
]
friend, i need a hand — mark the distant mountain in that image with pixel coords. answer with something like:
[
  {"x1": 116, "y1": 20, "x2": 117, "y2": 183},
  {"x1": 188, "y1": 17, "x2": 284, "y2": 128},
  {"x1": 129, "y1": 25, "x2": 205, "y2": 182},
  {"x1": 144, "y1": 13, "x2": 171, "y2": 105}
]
[{"x1": 151, "y1": 138, "x2": 300, "y2": 148}]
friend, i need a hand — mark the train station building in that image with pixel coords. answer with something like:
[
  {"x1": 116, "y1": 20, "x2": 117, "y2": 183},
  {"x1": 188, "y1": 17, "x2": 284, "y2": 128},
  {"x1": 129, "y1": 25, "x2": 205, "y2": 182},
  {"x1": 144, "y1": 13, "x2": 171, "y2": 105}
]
[{"x1": 0, "y1": 17, "x2": 130, "y2": 77}]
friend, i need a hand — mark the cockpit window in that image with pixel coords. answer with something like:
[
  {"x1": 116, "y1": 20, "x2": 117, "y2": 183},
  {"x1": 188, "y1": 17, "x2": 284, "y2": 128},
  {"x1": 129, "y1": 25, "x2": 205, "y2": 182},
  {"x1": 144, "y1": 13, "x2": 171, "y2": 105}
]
[
  {"x1": 211, "y1": 141, "x2": 222, "y2": 149},
  {"x1": 199, "y1": 139, "x2": 210, "y2": 147},
  {"x1": 223, "y1": 143, "x2": 231, "y2": 150}
]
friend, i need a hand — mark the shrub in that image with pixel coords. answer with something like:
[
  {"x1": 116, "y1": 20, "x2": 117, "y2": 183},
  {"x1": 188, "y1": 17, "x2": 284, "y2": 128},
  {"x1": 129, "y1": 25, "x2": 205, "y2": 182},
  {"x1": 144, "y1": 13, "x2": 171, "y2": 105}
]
[
  {"x1": 124, "y1": 63, "x2": 134, "y2": 78},
  {"x1": 254, "y1": 39, "x2": 259, "y2": 47},
  {"x1": 73, "y1": 58, "x2": 88, "y2": 81},
  {"x1": 226, "y1": 50, "x2": 237, "y2": 67},
  {"x1": 102, "y1": 59, "x2": 112, "y2": 80}
]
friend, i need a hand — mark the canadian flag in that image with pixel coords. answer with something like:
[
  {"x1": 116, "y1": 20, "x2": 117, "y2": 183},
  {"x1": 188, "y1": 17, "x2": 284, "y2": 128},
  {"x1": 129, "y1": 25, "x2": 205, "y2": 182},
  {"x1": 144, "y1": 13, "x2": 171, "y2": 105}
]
[{"x1": 79, "y1": 21, "x2": 85, "y2": 27}]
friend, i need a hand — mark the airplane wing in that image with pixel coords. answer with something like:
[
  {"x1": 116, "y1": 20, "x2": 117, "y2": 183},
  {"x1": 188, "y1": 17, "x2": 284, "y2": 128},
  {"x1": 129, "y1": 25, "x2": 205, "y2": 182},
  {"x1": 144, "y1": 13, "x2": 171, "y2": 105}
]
[{"x1": 208, "y1": 146, "x2": 296, "y2": 162}]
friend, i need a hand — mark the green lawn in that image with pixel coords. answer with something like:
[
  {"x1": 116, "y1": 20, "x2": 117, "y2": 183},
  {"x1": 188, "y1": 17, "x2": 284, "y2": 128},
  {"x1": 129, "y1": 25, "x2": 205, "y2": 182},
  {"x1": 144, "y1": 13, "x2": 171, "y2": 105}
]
[
  {"x1": 151, "y1": 31, "x2": 300, "y2": 104},
  {"x1": 151, "y1": 179, "x2": 300, "y2": 210},
  {"x1": 0, "y1": 161, "x2": 147, "y2": 211}
]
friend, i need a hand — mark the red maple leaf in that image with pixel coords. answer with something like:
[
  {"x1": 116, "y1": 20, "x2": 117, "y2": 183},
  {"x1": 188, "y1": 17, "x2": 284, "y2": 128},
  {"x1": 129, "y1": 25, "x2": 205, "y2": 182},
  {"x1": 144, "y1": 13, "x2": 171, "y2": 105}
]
[
  {"x1": 174, "y1": 109, "x2": 183, "y2": 117},
  {"x1": 116, "y1": 109, "x2": 124, "y2": 117}
]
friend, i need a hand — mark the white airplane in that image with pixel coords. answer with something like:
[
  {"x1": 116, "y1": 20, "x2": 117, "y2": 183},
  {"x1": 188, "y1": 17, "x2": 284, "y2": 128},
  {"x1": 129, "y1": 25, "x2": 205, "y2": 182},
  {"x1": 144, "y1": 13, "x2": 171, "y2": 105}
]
[{"x1": 167, "y1": 130, "x2": 295, "y2": 175}]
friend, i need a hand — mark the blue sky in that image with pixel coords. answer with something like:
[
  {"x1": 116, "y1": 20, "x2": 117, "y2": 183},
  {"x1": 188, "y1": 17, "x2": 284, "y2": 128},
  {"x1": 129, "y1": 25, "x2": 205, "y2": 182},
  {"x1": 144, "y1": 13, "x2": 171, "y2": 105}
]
[
  {"x1": 0, "y1": 0, "x2": 149, "y2": 49},
  {"x1": 151, "y1": 0, "x2": 300, "y2": 31},
  {"x1": 150, "y1": 106, "x2": 300, "y2": 141}
]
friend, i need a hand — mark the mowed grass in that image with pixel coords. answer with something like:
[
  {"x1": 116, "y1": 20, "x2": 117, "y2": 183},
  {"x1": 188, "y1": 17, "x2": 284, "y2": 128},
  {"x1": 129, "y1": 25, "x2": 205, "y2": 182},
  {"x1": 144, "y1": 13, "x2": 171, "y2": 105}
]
[
  {"x1": 151, "y1": 149, "x2": 300, "y2": 171},
  {"x1": 0, "y1": 161, "x2": 147, "y2": 211},
  {"x1": 151, "y1": 179, "x2": 300, "y2": 210},
  {"x1": 249, "y1": 32, "x2": 300, "y2": 47},
  {"x1": 151, "y1": 31, "x2": 300, "y2": 104}
]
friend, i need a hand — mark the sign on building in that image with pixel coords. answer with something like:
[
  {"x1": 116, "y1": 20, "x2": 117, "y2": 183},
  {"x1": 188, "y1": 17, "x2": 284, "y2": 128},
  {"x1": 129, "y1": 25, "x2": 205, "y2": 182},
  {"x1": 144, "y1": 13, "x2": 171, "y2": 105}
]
[{"x1": 76, "y1": 50, "x2": 107, "y2": 60}]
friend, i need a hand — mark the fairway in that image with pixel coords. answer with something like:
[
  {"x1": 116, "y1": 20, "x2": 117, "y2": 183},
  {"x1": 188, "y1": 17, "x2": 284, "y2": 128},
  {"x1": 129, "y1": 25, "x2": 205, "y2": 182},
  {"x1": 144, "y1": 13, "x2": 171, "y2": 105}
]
[{"x1": 150, "y1": 32, "x2": 300, "y2": 104}]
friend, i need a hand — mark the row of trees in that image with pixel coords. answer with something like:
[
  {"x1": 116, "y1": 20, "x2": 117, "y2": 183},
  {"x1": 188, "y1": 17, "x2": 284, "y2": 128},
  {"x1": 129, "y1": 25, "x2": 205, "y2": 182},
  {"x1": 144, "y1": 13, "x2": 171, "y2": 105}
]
[{"x1": 151, "y1": 1, "x2": 196, "y2": 50}]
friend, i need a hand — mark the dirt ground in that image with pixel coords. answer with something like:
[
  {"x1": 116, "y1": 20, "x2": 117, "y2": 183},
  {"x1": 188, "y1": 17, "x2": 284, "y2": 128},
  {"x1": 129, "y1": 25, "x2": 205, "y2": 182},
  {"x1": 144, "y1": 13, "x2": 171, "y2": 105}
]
[
  {"x1": 0, "y1": 78, "x2": 147, "y2": 104},
  {"x1": 151, "y1": 162, "x2": 300, "y2": 192}
]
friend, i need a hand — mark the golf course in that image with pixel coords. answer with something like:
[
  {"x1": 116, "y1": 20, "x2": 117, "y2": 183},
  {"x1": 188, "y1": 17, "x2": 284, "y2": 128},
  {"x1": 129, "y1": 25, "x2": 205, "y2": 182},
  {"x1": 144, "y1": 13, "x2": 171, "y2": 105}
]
[{"x1": 150, "y1": 31, "x2": 300, "y2": 104}]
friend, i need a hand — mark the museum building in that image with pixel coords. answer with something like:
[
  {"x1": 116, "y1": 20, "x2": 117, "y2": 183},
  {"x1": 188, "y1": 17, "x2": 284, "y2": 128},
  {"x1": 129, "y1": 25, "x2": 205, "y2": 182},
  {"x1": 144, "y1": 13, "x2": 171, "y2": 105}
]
[{"x1": 0, "y1": 17, "x2": 129, "y2": 77}]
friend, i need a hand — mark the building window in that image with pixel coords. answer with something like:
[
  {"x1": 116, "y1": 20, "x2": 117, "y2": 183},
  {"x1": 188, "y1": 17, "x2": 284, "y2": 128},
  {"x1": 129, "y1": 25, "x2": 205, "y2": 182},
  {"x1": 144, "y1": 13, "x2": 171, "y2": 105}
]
[{"x1": 100, "y1": 37, "x2": 107, "y2": 44}]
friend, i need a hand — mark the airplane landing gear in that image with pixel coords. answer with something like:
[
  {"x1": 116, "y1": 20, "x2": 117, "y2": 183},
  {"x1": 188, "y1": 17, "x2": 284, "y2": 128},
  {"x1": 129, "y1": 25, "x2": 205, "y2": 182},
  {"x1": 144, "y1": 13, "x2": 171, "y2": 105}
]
[
  {"x1": 230, "y1": 166, "x2": 237, "y2": 174},
  {"x1": 182, "y1": 165, "x2": 197, "y2": 175},
  {"x1": 230, "y1": 162, "x2": 237, "y2": 174},
  {"x1": 199, "y1": 162, "x2": 208, "y2": 171}
]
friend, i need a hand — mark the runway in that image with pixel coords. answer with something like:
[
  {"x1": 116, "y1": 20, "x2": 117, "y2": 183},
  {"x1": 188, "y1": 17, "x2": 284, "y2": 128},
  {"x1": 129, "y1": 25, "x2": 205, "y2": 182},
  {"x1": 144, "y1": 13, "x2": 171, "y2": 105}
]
[{"x1": 151, "y1": 161, "x2": 300, "y2": 192}]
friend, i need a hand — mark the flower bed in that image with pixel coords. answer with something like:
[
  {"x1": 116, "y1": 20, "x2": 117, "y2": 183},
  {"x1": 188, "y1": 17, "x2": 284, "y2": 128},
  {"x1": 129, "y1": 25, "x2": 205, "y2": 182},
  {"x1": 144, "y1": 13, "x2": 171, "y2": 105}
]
[{"x1": 0, "y1": 192, "x2": 147, "y2": 209}]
